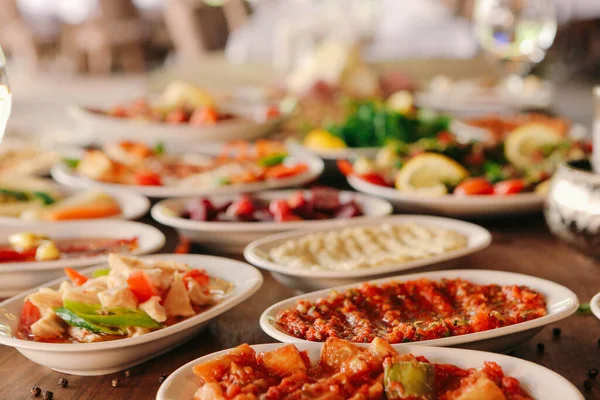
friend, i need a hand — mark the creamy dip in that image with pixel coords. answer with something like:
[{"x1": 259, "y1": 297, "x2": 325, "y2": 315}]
[{"x1": 268, "y1": 223, "x2": 468, "y2": 271}]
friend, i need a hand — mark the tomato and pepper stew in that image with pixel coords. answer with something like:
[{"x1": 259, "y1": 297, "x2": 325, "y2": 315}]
[
  {"x1": 192, "y1": 337, "x2": 533, "y2": 399},
  {"x1": 276, "y1": 278, "x2": 547, "y2": 343}
]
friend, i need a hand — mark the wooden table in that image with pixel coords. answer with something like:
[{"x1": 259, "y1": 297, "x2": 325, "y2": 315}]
[
  {"x1": 1, "y1": 212, "x2": 599, "y2": 399},
  {"x1": 2, "y1": 61, "x2": 600, "y2": 399}
]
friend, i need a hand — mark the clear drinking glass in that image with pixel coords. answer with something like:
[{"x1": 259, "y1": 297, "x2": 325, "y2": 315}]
[
  {"x1": 0, "y1": 47, "x2": 11, "y2": 143},
  {"x1": 473, "y1": 0, "x2": 557, "y2": 76},
  {"x1": 593, "y1": 86, "x2": 600, "y2": 172}
]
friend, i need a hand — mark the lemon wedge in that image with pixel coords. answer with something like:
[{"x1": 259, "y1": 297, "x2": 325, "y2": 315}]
[
  {"x1": 154, "y1": 80, "x2": 215, "y2": 111},
  {"x1": 303, "y1": 129, "x2": 347, "y2": 150},
  {"x1": 504, "y1": 123, "x2": 562, "y2": 168},
  {"x1": 395, "y1": 153, "x2": 469, "y2": 196},
  {"x1": 386, "y1": 90, "x2": 413, "y2": 114},
  {"x1": 534, "y1": 180, "x2": 551, "y2": 195}
]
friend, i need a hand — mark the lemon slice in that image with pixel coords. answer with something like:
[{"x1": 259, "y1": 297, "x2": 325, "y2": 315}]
[
  {"x1": 534, "y1": 180, "x2": 551, "y2": 195},
  {"x1": 303, "y1": 129, "x2": 347, "y2": 150},
  {"x1": 504, "y1": 123, "x2": 562, "y2": 168},
  {"x1": 386, "y1": 90, "x2": 413, "y2": 114},
  {"x1": 395, "y1": 153, "x2": 469, "y2": 196},
  {"x1": 154, "y1": 80, "x2": 215, "y2": 111}
]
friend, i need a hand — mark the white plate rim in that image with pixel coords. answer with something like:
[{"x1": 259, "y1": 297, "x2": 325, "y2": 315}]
[
  {"x1": 0, "y1": 220, "x2": 165, "y2": 272},
  {"x1": 590, "y1": 292, "x2": 600, "y2": 321},
  {"x1": 0, "y1": 184, "x2": 151, "y2": 224},
  {"x1": 0, "y1": 254, "x2": 264, "y2": 351},
  {"x1": 347, "y1": 174, "x2": 544, "y2": 206},
  {"x1": 243, "y1": 215, "x2": 492, "y2": 278},
  {"x1": 50, "y1": 149, "x2": 325, "y2": 199},
  {"x1": 156, "y1": 340, "x2": 583, "y2": 400},
  {"x1": 150, "y1": 189, "x2": 393, "y2": 233},
  {"x1": 67, "y1": 104, "x2": 285, "y2": 136},
  {"x1": 259, "y1": 269, "x2": 579, "y2": 348}
]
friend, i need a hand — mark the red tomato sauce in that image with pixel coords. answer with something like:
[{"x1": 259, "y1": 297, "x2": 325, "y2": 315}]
[{"x1": 276, "y1": 278, "x2": 547, "y2": 343}]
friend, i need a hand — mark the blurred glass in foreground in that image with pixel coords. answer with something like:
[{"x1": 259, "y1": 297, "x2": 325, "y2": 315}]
[
  {"x1": 0, "y1": 47, "x2": 10, "y2": 143},
  {"x1": 473, "y1": 0, "x2": 557, "y2": 76}
]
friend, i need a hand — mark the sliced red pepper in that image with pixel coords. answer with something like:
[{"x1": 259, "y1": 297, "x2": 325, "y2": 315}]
[
  {"x1": 182, "y1": 269, "x2": 210, "y2": 289},
  {"x1": 357, "y1": 173, "x2": 388, "y2": 187},
  {"x1": 175, "y1": 235, "x2": 191, "y2": 254},
  {"x1": 0, "y1": 248, "x2": 36, "y2": 263},
  {"x1": 336, "y1": 160, "x2": 353, "y2": 176},
  {"x1": 64, "y1": 267, "x2": 89, "y2": 286},
  {"x1": 134, "y1": 170, "x2": 162, "y2": 186},
  {"x1": 127, "y1": 270, "x2": 157, "y2": 303},
  {"x1": 18, "y1": 300, "x2": 41, "y2": 336}
]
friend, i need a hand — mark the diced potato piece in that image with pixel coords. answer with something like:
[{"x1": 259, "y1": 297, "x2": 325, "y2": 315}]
[
  {"x1": 35, "y1": 240, "x2": 61, "y2": 261},
  {"x1": 320, "y1": 337, "x2": 361, "y2": 370},
  {"x1": 369, "y1": 338, "x2": 398, "y2": 362},
  {"x1": 261, "y1": 344, "x2": 307, "y2": 377},
  {"x1": 193, "y1": 344, "x2": 255, "y2": 383},
  {"x1": 449, "y1": 375, "x2": 507, "y2": 400},
  {"x1": 9, "y1": 232, "x2": 48, "y2": 251},
  {"x1": 77, "y1": 150, "x2": 117, "y2": 181},
  {"x1": 194, "y1": 383, "x2": 226, "y2": 400}
]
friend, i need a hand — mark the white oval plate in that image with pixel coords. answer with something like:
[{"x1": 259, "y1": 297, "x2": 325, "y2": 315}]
[
  {"x1": 244, "y1": 215, "x2": 491, "y2": 291},
  {"x1": 157, "y1": 341, "x2": 583, "y2": 400},
  {"x1": 67, "y1": 104, "x2": 284, "y2": 152},
  {"x1": 591, "y1": 292, "x2": 600, "y2": 321},
  {"x1": 348, "y1": 175, "x2": 544, "y2": 218},
  {"x1": 260, "y1": 269, "x2": 579, "y2": 353},
  {"x1": 415, "y1": 81, "x2": 554, "y2": 115},
  {"x1": 0, "y1": 220, "x2": 165, "y2": 297},
  {"x1": 151, "y1": 190, "x2": 393, "y2": 253},
  {"x1": 51, "y1": 147, "x2": 324, "y2": 199},
  {"x1": 0, "y1": 180, "x2": 150, "y2": 224},
  {"x1": 0, "y1": 254, "x2": 263, "y2": 375},
  {"x1": 286, "y1": 138, "x2": 380, "y2": 161}
]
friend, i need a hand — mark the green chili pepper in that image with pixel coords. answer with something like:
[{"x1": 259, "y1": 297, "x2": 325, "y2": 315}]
[
  {"x1": 63, "y1": 158, "x2": 80, "y2": 169},
  {"x1": 79, "y1": 311, "x2": 161, "y2": 329},
  {"x1": 62, "y1": 299, "x2": 162, "y2": 329},
  {"x1": 384, "y1": 361, "x2": 435, "y2": 399},
  {"x1": 92, "y1": 269, "x2": 110, "y2": 278},
  {"x1": 33, "y1": 191, "x2": 55, "y2": 205},
  {"x1": 258, "y1": 153, "x2": 288, "y2": 167},
  {"x1": 578, "y1": 302, "x2": 592, "y2": 315},
  {"x1": 54, "y1": 307, "x2": 125, "y2": 335},
  {"x1": 153, "y1": 142, "x2": 165, "y2": 155}
]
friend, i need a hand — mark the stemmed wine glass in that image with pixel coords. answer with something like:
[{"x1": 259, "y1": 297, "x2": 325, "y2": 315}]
[
  {"x1": 0, "y1": 46, "x2": 10, "y2": 143},
  {"x1": 472, "y1": 0, "x2": 557, "y2": 77}
]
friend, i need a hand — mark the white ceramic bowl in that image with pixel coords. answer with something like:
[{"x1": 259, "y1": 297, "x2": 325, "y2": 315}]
[
  {"x1": 0, "y1": 254, "x2": 263, "y2": 375},
  {"x1": 591, "y1": 292, "x2": 600, "y2": 321},
  {"x1": 415, "y1": 81, "x2": 554, "y2": 115},
  {"x1": 67, "y1": 104, "x2": 284, "y2": 152},
  {"x1": 51, "y1": 148, "x2": 325, "y2": 199},
  {"x1": 0, "y1": 220, "x2": 165, "y2": 297},
  {"x1": 260, "y1": 269, "x2": 579, "y2": 353},
  {"x1": 157, "y1": 341, "x2": 583, "y2": 400},
  {"x1": 244, "y1": 215, "x2": 492, "y2": 291},
  {"x1": 151, "y1": 190, "x2": 393, "y2": 253},
  {"x1": 0, "y1": 182, "x2": 150, "y2": 225},
  {"x1": 348, "y1": 175, "x2": 544, "y2": 217}
]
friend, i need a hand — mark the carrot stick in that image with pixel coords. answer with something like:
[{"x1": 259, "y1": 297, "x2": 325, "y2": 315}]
[{"x1": 45, "y1": 203, "x2": 122, "y2": 221}]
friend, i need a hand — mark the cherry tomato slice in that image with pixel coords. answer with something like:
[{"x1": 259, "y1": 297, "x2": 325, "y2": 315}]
[
  {"x1": 357, "y1": 173, "x2": 388, "y2": 187},
  {"x1": 454, "y1": 178, "x2": 494, "y2": 196},
  {"x1": 336, "y1": 160, "x2": 353, "y2": 176},
  {"x1": 134, "y1": 170, "x2": 162, "y2": 186},
  {"x1": 64, "y1": 267, "x2": 89, "y2": 286},
  {"x1": 494, "y1": 179, "x2": 526, "y2": 195},
  {"x1": 127, "y1": 270, "x2": 157, "y2": 303}
]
